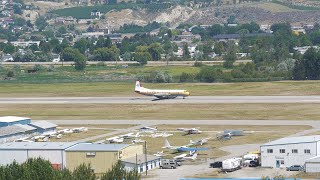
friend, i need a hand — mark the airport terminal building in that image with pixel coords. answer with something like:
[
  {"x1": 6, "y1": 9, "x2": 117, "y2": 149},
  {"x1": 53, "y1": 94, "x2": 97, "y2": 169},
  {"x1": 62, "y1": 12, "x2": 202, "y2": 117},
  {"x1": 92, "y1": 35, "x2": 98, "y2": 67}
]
[{"x1": 261, "y1": 135, "x2": 320, "y2": 169}]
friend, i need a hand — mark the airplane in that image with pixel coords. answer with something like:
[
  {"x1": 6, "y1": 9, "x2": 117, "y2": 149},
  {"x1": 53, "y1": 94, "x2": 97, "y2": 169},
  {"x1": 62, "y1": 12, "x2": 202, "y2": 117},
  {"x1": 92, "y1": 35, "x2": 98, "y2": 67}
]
[
  {"x1": 189, "y1": 138, "x2": 210, "y2": 146},
  {"x1": 132, "y1": 138, "x2": 145, "y2": 144},
  {"x1": 177, "y1": 127, "x2": 202, "y2": 135},
  {"x1": 15, "y1": 137, "x2": 33, "y2": 142},
  {"x1": 162, "y1": 139, "x2": 209, "y2": 152},
  {"x1": 120, "y1": 132, "x2": 140, "y2": 139},
  {"x1": 57, "y1": 129, "x2": 73, "y2": 134},
  {"x1": 154, "y1": 151, "x2": 166, "y2": 157},
  {"x1": 174, "y1": 152, "x2": 198, "y2": 161},
  {"x1": 106, "y1": 136, "x2": 124, "y2": 143},
  {"x1": 72, "y1": 127, "x2": 88, "y2": 133},
  {"x1": 162, "y1": 139, "x2": 189, "y2": 151},
  {"x1": 216, "y1": 132, "x2": 233, "y2": 141},
  {"x1": 140, "y1": 126, "x2": 157, "y2": 132},
  {"x1": 56, "y1": 134, "x2": 63, "y2": 139},
  {"x1": 134, "y1": 81, "x2": 190, "y2": 99}
]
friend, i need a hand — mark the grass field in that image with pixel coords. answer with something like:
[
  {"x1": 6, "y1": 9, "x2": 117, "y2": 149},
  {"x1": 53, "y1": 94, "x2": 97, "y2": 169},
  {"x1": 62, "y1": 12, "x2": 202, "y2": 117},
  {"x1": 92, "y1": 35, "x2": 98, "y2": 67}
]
[
  {"x1": 137, "y1": 125, "x2": 310, "y2": 159},
  {"x1": 3, "y1": 103, "x2": 320, "y2": 120},
  {"x1": 1, "y1": 80, "x2": 320, "y2": 97}
]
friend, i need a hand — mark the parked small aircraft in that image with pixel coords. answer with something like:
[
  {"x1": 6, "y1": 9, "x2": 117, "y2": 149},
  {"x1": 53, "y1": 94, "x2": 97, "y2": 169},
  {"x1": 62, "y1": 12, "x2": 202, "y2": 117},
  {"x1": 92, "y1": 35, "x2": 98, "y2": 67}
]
[
  {"x1": 189, "y1": 138, "x2": 210, "y2": 146},
  {"x1": 106, "y1": 136, "x2": 124, "y2": 143},
  {"x1": 120, "y1": 132, "x2": 140, "y2": 139},
  {"x1": 132, "y1": 138, "x2": 145, "y2": 144},
  {"x1": 177, "y1": 127, "x2": 202, "y2": 135},
  {"x1": 134, "y1": 81, "x2": 190, "y2": 99},
  {"x1": 162, "y1": 139, "x2": 209, "y2": 152},
  {"x1": 216, "y1": 132, "x2": 233, "y2": 140},
  {"x1": 72, "y1": 127, "x2": 88, "y2": 133},
  {"x1": 174, "y1": 152, "x2": 198, "y2": 161},
  {"x1": 140, "y1": 126, "x2": 157, "y2": 132},
  {"x1": 154, "y1": 151, "x2": 166, "y2": 157}
]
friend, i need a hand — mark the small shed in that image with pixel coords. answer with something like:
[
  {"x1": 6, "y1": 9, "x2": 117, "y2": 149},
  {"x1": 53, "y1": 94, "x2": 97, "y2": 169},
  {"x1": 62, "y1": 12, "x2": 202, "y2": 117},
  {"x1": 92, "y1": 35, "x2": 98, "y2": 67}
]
[
  {"x1": 122, "y1": 154, "x2": 161, "y2": 173},
  {"x1": 0, "y1": 116, "x2": 31, "y2": 127},
  {"x1": 305, "y1": 156, "x2": 320, "y2": 173},
  {"x1": 29, "y1": 121, "x2": 57, "y2": 134}
]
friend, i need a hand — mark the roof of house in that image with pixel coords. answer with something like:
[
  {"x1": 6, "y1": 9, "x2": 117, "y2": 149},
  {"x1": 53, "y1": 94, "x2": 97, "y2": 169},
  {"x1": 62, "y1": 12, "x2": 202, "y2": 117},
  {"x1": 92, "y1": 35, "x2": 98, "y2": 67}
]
[
  {"x1": 29, "y1": 121, "x2": 57, "y2": 129},
  {"x1": 0, "y1": 116, "x2": 30, "y2": 123},
  {"x1": 0, "y1": 142, "x2": 78, "y2": 150},
  {"x1": 0, "y1": 125, "x2": 26, "y2": 137},
  {"x1": 122, "y1": 154, "x2": 160, "y2": 164},
  {"x1": 262, "y1": 135, "x2": 320, "y2": 146},
  {"x1": 65, "y1": 143, "x2": 130, "y2": 152}
]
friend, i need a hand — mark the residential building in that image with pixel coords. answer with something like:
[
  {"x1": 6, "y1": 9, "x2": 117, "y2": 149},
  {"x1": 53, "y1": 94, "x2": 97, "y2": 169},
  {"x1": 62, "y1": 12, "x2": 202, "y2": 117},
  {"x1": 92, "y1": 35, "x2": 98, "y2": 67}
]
[
  {"x1": 11, "y1": 41, "x2": 40, "y2": 48},
  {"x1": 122, "y1": 154, "x2": 161, "y2": 173},
  {"x1": 261, "y1": 135, "x2": 320, "y2": 169},
  {"x1": 1, "y1": 54, "x2": 13, "y2": 62}
]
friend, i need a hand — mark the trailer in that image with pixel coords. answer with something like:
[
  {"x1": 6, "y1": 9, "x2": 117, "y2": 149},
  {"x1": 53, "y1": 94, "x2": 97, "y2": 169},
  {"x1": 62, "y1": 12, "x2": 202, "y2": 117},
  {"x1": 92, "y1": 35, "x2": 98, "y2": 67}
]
[{"x1": 222, "y1": 158, "x2": 242, "y2": 172}]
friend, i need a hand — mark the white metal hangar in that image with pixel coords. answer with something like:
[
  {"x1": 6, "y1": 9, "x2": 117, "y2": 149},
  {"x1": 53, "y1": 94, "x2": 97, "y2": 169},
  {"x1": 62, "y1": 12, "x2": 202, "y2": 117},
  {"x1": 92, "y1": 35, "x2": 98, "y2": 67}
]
[{"x1": 261, "y1": 135, "x2": 320, "y2": 169}]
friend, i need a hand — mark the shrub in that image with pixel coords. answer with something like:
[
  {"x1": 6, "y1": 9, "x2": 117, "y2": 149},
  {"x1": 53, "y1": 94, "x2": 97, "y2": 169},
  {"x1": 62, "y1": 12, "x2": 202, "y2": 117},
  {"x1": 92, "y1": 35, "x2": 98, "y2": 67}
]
[{"x1": 179, "y1": 72, "x2": 194, "y2": 82}]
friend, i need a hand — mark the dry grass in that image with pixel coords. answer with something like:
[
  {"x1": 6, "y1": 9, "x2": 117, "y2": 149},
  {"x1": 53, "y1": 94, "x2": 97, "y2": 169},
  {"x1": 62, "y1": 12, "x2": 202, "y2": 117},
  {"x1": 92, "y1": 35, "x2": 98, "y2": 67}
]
[
  {"x1": 58, "y1": 124, "x2": 137, "y2": 130},
  {"x1": 248, "y1": 2, "x2": 299, "y2": 12},
  {"x1": 139, "y1": 125, "x2": 307, "y2": 160},
  {"x1": 1, "y1": 81, "x2": 320, "y2": 97},
  {"x1": 48, "y1": 128, "x2": 111, "y2": 142},
  {"x1": 3, "y1": 103, "x2": 320, "y2": 120}
]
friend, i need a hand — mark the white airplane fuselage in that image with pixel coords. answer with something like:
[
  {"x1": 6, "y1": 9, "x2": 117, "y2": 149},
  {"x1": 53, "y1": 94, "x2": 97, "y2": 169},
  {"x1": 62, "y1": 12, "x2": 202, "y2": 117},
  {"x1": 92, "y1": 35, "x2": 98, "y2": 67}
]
[{"x1": 134, "y1": 81, "x2": 190, "y2": 99}]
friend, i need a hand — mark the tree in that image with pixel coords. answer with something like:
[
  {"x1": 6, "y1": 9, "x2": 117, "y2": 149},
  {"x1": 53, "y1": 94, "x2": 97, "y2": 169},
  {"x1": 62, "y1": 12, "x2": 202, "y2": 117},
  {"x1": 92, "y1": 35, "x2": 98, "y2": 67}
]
[
  {"x1": 93, "y1": 46, "x2": 120, "y2": 61},
  {"x1": 72, "y1": 163, "x2": 96, "y2": 180},
  {"x1": 182, "y1": 43, "x2": 190, "y2": 59},
  {"x1": 74, "y1": 38, "x2": 92, "y2": 54},
  {"x1": 3, "y1": 43, "x2": 15, "y2": 54},
  {"x1": 62, "y1": 47, "x2": 87, "y2": 70},
  {"x1": 208, "y1": 24, "x2": 224, "y2": 36},
  {"x1": 223, "y1": 42, "x2": 237, "y2": 68},
  {"x1": 101, "y1": 160, "x2": 140, "y2": 180},
  {"x1": 39, "y1": 41, "x2": 51, "y2": 53},
  {"x1": 148, "y1": 43, "x2": 163, "y2": 61},
  {"x1": 35, "y1": 16, "x2": 48, "y2": 31},
  {"x1": 292, "y1": 59, "x2": 306, "y2": 80},
  {"x1": 303, "y1": 47, "x2": 320, "y2": 80},
  {"x1": 198, "y1": 67, "x2": 223, "y2": 83},
  {"x1": 214, "y1": 41, "x2": 225, "y2": 55},
  {"x1": 58, "y1": 26, "x2": 67, "y2": 35}
]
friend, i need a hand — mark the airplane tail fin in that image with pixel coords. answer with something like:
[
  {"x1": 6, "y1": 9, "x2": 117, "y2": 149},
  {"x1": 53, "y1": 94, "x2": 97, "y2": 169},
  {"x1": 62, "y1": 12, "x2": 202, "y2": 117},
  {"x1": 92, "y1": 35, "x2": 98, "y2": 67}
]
[
  {"x1": 164, "y1": 139, "x2": 171, "y2": 148},
  {"x1": 135, "y1": 81, "x2": 142, "y2": 92},
  {"x1": 135, "y1": 132, "x2": 140, "y2": 137},
  {"x1": 191, "y1": 153, "x2": 198, "y2": 160}
]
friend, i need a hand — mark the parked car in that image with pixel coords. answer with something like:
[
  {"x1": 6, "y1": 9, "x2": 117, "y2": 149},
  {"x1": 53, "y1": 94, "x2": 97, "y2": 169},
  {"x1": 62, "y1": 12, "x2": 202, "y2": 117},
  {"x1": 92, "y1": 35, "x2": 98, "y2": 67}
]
[
  {"x1": 160, "y1": 159, "x2": 178, "y2": 169},
  {"x1": 248, "y1": 160, "x2": 259, "y2": 167},
  {"x1": 210, "y1": 161, "x2": 222, "y2": 168},
  {"x1": 286, "y1": 165, "x2": 304, "y2": 171}
]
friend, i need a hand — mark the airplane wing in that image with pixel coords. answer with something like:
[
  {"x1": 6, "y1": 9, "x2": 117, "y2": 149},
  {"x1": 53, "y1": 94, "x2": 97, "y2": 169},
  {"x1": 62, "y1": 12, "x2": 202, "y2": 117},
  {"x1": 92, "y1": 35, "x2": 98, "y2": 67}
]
[
  {"x1": 154, "y1": 94, "x2": 177, "y2": 99},
  {"x1": 177, "y1": 147, "x2": 209, "y2": 152}
]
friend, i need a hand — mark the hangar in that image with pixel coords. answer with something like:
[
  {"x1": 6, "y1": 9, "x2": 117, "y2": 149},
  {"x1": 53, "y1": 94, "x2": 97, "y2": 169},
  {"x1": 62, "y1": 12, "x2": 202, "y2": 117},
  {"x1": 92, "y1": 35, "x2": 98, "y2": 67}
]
[
  {"x1": 29, "y1": 121, "x2": 57, "y2": 134},
  {"x1": 0, "y1": 116, "x2": 31, "y2": 127},
  {"x1": 261, "y1": 135, "x2": 320, "y2": 169},
  {"x1": 65, "y1": 143, "x2": 143, "y2": 175},
  {"x1": 122, "y1": 154, "x2": 161, "y2": 173},
  {"x1": 0, "y1": 142, "x2": 77, "y2": 168},
  {"x1": 0, "y1": 142, "x2": 145, "y2": 175}
]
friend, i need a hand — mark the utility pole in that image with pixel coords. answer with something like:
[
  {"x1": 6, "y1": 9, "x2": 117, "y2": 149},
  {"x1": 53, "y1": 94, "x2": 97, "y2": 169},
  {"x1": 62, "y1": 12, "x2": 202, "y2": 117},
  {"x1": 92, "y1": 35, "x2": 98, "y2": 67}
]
[
  {"x1": 135, "y1": 153, "x2": 137, "y2": 180},
  {"x1": 145, "y1": 141, "x2": 147, "y2": 176}
]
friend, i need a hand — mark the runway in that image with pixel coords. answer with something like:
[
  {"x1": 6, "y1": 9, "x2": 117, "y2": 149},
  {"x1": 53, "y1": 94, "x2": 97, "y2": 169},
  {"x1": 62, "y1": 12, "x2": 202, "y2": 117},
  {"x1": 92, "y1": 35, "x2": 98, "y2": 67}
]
[{"x1": 1, "y1": 96, "x2": 320, "y2": 104}]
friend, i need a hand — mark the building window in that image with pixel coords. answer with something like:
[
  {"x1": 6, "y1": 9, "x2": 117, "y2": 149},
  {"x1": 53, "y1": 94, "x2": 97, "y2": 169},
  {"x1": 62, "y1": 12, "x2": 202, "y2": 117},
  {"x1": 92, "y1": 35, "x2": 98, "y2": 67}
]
[
  {"x1": 281, "y1": 160, "x2": 284, "y2": 165},
  {"x1": 140, "y1": 165, "x2": 143, "y2": 172},
  {"x1": 305, "y1": 149, "x2": 311, "y2": 154},
  {"x1": 267, "y1": 149, "x2": 273, "y2": 153},
  {"x1": 280, "y1": 149, "x2": 285, "y2": 153},
  {"x1": 292, "y1": 149, "x2": 298, "y2": 153}
]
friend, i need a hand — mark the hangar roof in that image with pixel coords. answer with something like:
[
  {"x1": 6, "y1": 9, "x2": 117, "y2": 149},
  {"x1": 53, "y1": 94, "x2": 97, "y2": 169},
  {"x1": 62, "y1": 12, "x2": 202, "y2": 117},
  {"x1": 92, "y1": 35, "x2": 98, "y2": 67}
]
[
  {"x1": 0, "y1": 142, "x2": 78, "y2": 150},
  {"x1": 0, "y1": 116, "x2": 30, "y2": 123},
  {"x1": 0, "y1": 125, "x2": 26, "y2": 137},
  {"x1": 29, "y1": 121, "x2": 57, "y2": 129},
  {"x1": 66, "y1": 143, "x2": 130, "y2": 152},
  {"x1": 262, "y1": 135, "x2": 320, "y2": 146}
]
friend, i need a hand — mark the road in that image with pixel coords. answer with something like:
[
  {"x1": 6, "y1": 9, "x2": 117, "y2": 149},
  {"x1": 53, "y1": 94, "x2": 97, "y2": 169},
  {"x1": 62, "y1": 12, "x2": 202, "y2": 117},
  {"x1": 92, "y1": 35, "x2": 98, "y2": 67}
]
[{"x1": 3, "y1": 96, "x2": 320, "y2": 104}]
